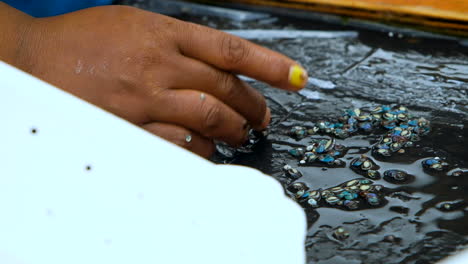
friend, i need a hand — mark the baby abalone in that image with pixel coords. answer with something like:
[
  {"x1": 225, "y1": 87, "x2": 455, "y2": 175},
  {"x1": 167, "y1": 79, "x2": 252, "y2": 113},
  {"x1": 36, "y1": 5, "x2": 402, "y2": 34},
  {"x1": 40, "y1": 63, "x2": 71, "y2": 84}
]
[
  {"x1": 288, "y1": 182, "x2": 308, "y2": 193},
  {"x1": 350, "y1": 155, "x2": 381, "y2": 179},
  {"x1": 383, "y1": 169, "x2": 414, "y2": 184},
  {"x1": 283, "y1": 164, "x2": 303, "y2": 180},
  {"x1": 366, "y1": 193, "x2": 380, "y2": 206},
  {"x1": 333, "y1": 227, "x2": 350, "y2": 240},
  {"x1": 422, "y1": 157, "x2": 448, "y2": 172}
]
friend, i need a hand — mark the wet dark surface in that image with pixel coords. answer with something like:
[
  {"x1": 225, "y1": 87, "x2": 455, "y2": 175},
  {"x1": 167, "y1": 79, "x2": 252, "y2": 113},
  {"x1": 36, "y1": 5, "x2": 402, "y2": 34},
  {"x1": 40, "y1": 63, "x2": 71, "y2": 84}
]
[{"x1": 119, "y1": 1, "x2": 468, "y2": 263}]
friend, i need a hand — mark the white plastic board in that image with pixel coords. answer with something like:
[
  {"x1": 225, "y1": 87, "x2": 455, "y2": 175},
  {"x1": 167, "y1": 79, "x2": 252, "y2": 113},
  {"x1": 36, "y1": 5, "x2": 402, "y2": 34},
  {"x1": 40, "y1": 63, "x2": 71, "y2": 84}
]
[{"x1": 0, "y1": 61, "x2": 306, "y2": 264}]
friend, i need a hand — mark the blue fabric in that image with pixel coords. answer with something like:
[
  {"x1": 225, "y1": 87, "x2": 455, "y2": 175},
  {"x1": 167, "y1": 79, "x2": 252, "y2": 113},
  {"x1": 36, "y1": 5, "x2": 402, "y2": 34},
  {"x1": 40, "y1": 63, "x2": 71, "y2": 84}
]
[{"x1": 5, "y1": 0, "x2": 114, "y2": 17}]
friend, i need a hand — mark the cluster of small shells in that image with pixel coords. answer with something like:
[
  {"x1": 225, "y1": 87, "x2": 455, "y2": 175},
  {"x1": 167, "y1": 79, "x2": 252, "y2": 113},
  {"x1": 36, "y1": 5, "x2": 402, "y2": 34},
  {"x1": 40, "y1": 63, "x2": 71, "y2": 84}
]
[
  {"x1": 288, "y1": 138, "x2": 346, "y2": 166},
  {"x1": 350, "y1": 154, "x2": 381, "y2": 179},
  {"x1": 282, "y1": 105, "x2": 440, "y2": 212},
  {"x1": 280, "y1": 103, "x2": 468, "y2": 246},
  {"x1": 288, "y1": 105, "x2": 431, "y2": 158},
  {"x1": 373, "y1": 109, "x2": 431, "y2": 156},
  {"x1": 287, "y1": 178, "x2": 386, "y2": 210},
  {"x1": 422, "y1": 157, "x2": 449, "y2": 171}
]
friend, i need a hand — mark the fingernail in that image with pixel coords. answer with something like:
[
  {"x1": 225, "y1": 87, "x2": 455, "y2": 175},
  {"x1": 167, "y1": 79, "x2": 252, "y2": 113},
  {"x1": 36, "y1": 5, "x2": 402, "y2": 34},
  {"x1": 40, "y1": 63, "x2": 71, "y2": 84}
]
[
  {"x1": 288, "y1": 65, "x2": 308, "y2": 89},
  {"x1": 260, "y1": 107, "x2": 271, "y2": 129}
]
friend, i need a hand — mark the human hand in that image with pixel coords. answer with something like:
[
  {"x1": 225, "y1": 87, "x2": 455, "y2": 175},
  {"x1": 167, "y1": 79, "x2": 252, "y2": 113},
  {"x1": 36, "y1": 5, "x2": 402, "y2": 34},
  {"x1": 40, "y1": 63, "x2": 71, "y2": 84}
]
[{"x1": 16, "y1": 5, "x2": 308, "y2": 157}]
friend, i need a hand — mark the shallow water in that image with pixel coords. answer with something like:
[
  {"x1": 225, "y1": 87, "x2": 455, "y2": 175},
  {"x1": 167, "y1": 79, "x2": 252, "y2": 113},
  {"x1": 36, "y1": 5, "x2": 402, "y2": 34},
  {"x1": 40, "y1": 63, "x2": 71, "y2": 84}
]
[
  {"x1": 226, "y1": 72, "x2": 467, "y2": 263},
  {"x1": 119, "y1": 1, "x2": 467, "y2": 262},
  {"x1": 228, "y1": 104, "x2": 467, "y2": 263}
]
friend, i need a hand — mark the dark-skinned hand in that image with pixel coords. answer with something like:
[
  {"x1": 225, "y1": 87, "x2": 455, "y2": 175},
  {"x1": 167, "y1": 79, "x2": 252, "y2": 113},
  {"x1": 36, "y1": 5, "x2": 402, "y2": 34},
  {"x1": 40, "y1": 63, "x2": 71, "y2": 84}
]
[{"x1": 1, "y1": 4, "x2": 308, "y2": 157}]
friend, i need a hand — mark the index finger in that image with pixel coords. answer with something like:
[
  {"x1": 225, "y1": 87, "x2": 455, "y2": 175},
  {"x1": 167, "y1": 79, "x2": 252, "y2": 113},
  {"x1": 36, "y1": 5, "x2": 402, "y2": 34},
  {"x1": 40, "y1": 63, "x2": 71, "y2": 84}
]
[{"x1": 177, "y1": 22, "x2": 308, "y2": 91}]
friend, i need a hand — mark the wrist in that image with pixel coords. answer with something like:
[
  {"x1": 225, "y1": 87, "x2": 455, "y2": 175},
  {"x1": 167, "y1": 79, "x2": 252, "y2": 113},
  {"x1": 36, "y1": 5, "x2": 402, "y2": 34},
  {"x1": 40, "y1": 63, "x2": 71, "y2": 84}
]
[{"x1": 0, "y1": 2, "x2": 37, "y2": 72}]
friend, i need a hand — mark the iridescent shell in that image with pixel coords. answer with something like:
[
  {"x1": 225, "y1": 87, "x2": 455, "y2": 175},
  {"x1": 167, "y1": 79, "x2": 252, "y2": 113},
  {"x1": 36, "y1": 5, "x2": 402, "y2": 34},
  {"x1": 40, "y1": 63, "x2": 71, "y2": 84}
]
[
  {"x1": 290, "y1": 182, "x2": 308, "y2": 192},
  {"x1": 330, "y1": 186, "x2": 344, "y2": 194},
  {"x1": 321, "y1": 190, "x2": 333, "y2": 198},
  {"x1": 367, "y1": 170, "x2": 380, "y2": 179},
  {"x1": 346, "y1": 179, "x2": 360, "y2": 187},
  {"x1": 362, "y1": 160, "x2": 373, "y2": 170},
  {"x1": 325, "y1": 196, "x2": 340, "y2": 205},
  {"x1": 383, "y1": 169, "x2": 409, "y2": 183},
  {"x1": 343, "y1": 200, "x2": 360, "y2": 210},
  {"x1": 333, "y1": 227, "x2": 350, "y2": 240},
  {"x1": 307, "y1": 198, "x2": 319, "y2": 208},
  {"x1": 310, "y1": 190, "x2": 321, "y2": 201},
  {"x1": 360, "y1": 185, "x2": 371, "y2": 191},
  {"x1": 366, "y1": 193, "x2": 380, "y2": 206},
  {"x1": 284, "y1": 166, "x2": 303, "y2": 179}
]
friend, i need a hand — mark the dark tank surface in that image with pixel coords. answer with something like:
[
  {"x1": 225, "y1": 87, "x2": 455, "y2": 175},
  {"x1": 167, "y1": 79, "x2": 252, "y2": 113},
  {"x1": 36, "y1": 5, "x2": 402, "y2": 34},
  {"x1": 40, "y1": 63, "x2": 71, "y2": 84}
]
[{"x1": 118, "y1": 1, "x2": 467, "y2": 263}]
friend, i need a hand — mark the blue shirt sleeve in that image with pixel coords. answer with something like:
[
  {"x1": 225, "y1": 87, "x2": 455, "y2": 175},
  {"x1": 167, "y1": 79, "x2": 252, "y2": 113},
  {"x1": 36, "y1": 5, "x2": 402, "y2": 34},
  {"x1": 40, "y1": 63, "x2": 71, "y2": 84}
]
[{"x1": 4, "y1": 0, "x2": 115, "y2": 17}]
